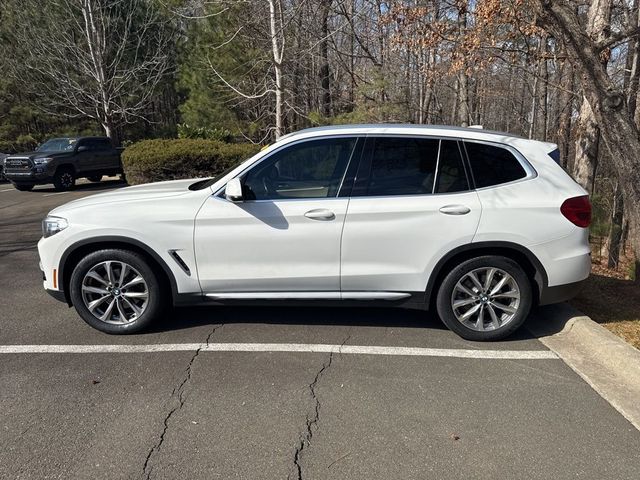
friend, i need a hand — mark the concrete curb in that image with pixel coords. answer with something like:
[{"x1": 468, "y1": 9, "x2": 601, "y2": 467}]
[{"x1": 527, "y1": 303, "x2": 640, "y2": 431}]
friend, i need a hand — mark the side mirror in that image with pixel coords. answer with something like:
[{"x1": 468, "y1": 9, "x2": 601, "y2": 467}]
[
  {"x1": 77, "y1": 146, "x2": 89, "y2": 152},
  {"x1": 225, "y1": 178, "x2": 243, "y2": 202}
]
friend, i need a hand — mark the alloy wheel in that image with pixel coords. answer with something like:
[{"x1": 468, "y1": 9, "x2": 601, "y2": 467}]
[
  {"x1": 450, "y1": 267, "x2": 521, "y2": 332},
  {"x1": 81, "y1": 261, "x2": 149, "y2": 324}
]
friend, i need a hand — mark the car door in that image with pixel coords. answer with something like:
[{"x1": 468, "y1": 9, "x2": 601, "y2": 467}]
[
  {"x1": 74, "y1": 139, "x2": 95, "y2": 174},
  {"x1": 340, "y1": 136, "x2": 482, "y2": 295},
  {"x1": 94, "y1": 138, "x2": 119, "y2": 171},
  {"x1": 194, "y1": 136, "x2": 360, "y2": 294}
]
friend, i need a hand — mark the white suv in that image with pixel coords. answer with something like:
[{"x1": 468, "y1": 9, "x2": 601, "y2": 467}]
[{"x1": 38, "y1": 125, "x2": 591, "y2": 341}]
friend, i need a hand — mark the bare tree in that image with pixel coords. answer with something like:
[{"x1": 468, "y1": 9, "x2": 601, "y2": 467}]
[
  {"x1": 535, "y1": 0, "x2": 640, "y2": 278},
  {"x1": 8, "y1": 0, "x2": 173, "y2": 143}
]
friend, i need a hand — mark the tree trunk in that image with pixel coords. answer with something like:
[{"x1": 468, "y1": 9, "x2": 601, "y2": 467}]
[
  {"x1": 319, "y1": 0, "x2": 332, "y2": 117},
  {"x1": 607, "y1": 182, "x2": 624, "y2": 268},
  {"x1": 456, "y1": 7, "x2": 470, "y2": 127},
  {"x1": 570, "y1": 0, "x2": 611, "y2": 192},
  {"x1": 556, "y1": 55, "x2": 574, "y2": 170},
  {"x1": 268, "y1": 0, "x2": 284, "y2": 139},
  {"x1": 573, "y1": 101, "x2": 600, "y2": 192}
]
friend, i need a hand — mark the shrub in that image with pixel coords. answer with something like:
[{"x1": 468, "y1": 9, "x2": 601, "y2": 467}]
[
  {"x1": 177, "y1": 123, "x2": 235, "y2": 143},
  {"x1": 122, "y1": 138, "x2": 261, "y2": 185}
]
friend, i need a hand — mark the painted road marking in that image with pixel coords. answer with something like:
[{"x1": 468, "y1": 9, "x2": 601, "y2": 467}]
[
  {"x1": 42, "y1": 192, "x2": 70, "y2": 197},
  {"x1": 0, "y1": 343, "x2": 558, "y2": 359},
  {"x1": 1, "y1": 188, "x2": 15, "y2": 192}
]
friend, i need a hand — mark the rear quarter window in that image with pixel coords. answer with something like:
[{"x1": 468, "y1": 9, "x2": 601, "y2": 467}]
[{"x1": 465, "y1": 141, "x2": 527, "y2": 188}]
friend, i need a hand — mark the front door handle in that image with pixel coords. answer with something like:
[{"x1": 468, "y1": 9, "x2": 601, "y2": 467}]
[
  {"x1": 439, "y1": 204, "x2": 471, "y2": 215},
  {"x1": 304, "y1": 208, "x2": 335, "y2": 221}
]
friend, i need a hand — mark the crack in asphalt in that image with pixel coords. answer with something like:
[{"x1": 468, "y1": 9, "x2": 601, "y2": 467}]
[
  {"x1": 142, "y1": 324, "x2": 222, "y2": 480},
  {"x1": 290, "y1": 334, "x2": 350, "y2": 480}
]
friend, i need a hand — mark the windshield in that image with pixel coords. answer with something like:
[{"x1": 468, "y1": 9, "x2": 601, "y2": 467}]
[{"x1": 36, "y1": 138, "x2": 78, "y2": 153}]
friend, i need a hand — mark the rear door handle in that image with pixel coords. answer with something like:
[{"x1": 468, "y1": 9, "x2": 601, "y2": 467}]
[
  {"x1": 439, "y1": 204, "x2": 471, "y2": 215},
  {"x1": 304, "y1": 208, "x2": 335, "y2": 221}
]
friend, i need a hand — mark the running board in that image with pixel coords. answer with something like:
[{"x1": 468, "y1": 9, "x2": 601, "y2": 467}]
[{"x1": 204, "y1": 291, "x2": 411, "y2": 301}]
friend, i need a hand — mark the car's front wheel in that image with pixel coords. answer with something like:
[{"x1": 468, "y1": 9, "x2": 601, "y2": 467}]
[
  {"x1": 436, "y1": 255, "x2": 532, "y2": 341},
  {"x1": 69, "y1": 249, "x2": 165, "y2": 334},
  {"x1": 53, "y1": 168, "x2": 76, "y2": 191}
]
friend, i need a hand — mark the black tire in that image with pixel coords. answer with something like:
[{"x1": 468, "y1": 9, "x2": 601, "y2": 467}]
[
  {"x1": 14, "y1": 183, "x2": 35, "y2": 191},
  {"x1": 87, "y1": 175, "x2": 102, "y2": 182},
  {"x1": 435, "y1": 255, "x2": 532, "y2": 341},
  {"x1": 69, "y1": 249, "x2": 166, "y2": 334},
  {"x1": 53, "y1": 168, "x2": 76, "y2": 191}
]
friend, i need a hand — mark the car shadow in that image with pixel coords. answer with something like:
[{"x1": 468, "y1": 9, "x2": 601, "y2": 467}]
[{"x1": 146, "y1": 303, "x2": 539, "y2": 342}]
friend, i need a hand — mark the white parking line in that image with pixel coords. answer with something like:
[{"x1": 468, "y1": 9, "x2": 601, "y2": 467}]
[
  {"x1": 1, "y1": 188, "x2": 15, "y2": 192},
  {"x1": 42, "y1": 192, "x2": 70, "y2": 197},
  {"x1": 0, "y1": 342, "x2": 558, "y2": 359}
]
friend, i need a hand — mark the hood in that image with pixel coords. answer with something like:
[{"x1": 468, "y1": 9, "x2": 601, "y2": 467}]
[
  {"x1": 51, "y1": 178, "x2": 201, "y2": 213},
  {"x1": 7, "y1": 151, "x2": 73, "y2": 160}
]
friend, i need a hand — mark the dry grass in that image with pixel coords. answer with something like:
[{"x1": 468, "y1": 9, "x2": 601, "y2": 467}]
[{"x1": 570, "y1": 249, "x2": 640, "y2": 350}]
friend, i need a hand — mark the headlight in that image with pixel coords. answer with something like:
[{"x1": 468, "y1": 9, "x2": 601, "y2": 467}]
[
  {"x1": 34, "y1": 157, "x2": 53, "y2": 165},
  {"x1": 42, "y1": 216, "x2": 68, "y2": 238}
]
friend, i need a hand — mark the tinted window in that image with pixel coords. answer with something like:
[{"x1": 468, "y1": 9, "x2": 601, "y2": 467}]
[
  {"x1": 365, "y1": 137, "x2": 439, "y2": 196},
  {"x1": 465, "y1": 141, "x2": 527, "y2": 188},
  {"x1": 243, "y1": 137, "x2": 357, "y2": 200},
  {"x1": 83, "y1": 138, "x2": 112, "y2": 151},
  {"x1": 435, "y1": 140, "x2": 469, "y2": 193}
]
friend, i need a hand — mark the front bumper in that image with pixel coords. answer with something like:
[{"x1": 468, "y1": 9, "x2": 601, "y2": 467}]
[
  {"x1": 46, "y1": 288, "x2": 68, "y2": 303},
  {"x1": 6, "y1": 170, "x2": 51, "y2": 184}
]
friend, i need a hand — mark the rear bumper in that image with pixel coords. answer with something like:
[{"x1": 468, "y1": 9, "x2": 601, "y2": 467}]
[{"x1": 538, "y1": 278, "x2": 587, "y2": 306}]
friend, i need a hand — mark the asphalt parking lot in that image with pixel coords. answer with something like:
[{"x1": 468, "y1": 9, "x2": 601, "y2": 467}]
[{"x1": 1, "y1": 179, "x2": 639, "y2": 479}]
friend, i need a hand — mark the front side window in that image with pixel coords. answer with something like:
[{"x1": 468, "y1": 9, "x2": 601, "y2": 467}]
[
  {"x1": 365, "y1": 137, "x2": 439, "y2": 196},
  {"x1": 243, "y1": 137, "x2": 357, "y2": 200},
  {"x1": 465, "y1": 141, "x2": 527, "y2": 188}
]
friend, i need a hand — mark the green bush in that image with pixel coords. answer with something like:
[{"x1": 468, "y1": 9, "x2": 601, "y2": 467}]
[
  {"x1": 122, "y1": 138, "x2": 261, "y2": 185},
  {"x1": 177, "y1": 123, "x2": 235, "y2": 143}
]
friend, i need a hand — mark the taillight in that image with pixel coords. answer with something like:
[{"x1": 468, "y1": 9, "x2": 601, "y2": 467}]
[{"x1": 560, "y1": 195, "x2": 591, "y2": 228}]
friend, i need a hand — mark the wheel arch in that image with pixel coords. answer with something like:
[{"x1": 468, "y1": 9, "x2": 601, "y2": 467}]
[
  {"x1": 54, "y1": 163, "x2": 76, "y2": 175},
  {"x1": 425, "y1": 242, "x2": 548, "y2": 309},
  {"x1": 59, "y1": 236, "x2": 178, "y2": 306}
]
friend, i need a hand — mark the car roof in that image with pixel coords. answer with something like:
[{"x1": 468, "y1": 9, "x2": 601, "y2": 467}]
[
  {"x1": 278, "y1": 124, "x2": 524, "y2": 141},
  {"x1": 275, "y1": 124, "x2": 557, "y2": 155}
]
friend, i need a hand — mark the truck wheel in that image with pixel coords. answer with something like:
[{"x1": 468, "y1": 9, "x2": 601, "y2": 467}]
[
  {"x1": 53, "y1": 168, "x2": 76, "y2": 191},
  {"x1": 14, "y1": 184, "x2": 34, "y2": 191},
  {"x1": 87, "y1": 175, "x2": 102, "y2": 183}
]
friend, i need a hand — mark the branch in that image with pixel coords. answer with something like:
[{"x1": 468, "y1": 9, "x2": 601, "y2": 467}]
[{"x1": 596, "y1": 26, "x2": 640, "y2": 52}]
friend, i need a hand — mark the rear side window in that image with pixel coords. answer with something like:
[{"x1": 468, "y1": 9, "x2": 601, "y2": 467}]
[
  {"x1": 366, "y1": 137, "x2": 439, "y2": 196},
  {"x1": 435, "y1": 140, "x2": 469, "y2": 193},
  {"x1": 82, "y1": 138, "x2": 112, "y2": 151},
  {"x1": 465, "y1": 141, "x2": 527, "y2": 188}
]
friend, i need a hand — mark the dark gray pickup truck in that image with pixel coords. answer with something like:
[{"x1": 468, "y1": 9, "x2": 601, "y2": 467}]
[{"x1": 3, "y1": 137, "x2": 124, "y2": 191}]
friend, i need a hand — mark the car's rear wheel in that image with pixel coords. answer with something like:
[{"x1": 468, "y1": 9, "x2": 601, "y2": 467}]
[
  {"x1": 87, "y1": 175, "x2": 102, "y2": 182},
  {"x1": 14, "y1": 183, "x2": 34, "y2": 191},
  {"x1": 69, "y1": 249, "x2": 165, "y2": 334},
  {"x1": 53, "y1": 168, "x2": 76, "y2": 191},
  {"x1": 436, "y1": 255, "x2": 532, "y2": 341}
]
